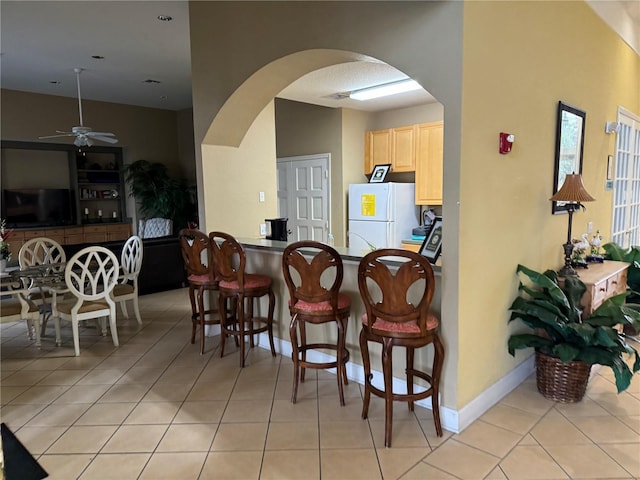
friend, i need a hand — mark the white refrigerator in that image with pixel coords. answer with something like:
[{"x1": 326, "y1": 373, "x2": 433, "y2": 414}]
[{"x1": 348, "y1": 182, "x2": 419, "y2": 253}]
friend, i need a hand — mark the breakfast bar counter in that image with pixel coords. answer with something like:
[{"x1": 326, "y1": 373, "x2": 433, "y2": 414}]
[{"x1": 234, "y1": 237, "x2": 443, "y2": 403}]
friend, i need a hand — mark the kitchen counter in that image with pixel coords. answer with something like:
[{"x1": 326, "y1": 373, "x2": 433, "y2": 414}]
[
  {"x1": 401, "y1": 238, "x2": 424, "y2": 245},
  {"x1": 237, "y1": 236, "x2": 441, "y2": 273},
  {"x1": 233, "y1": 236, "x2": 443, "y2": 422}
]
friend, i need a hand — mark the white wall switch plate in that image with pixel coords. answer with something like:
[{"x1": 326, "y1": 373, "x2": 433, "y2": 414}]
[
  {"x1": 260, "y1": 223, "x2": 267, "y2": 235},
  {"x1": 259, "y1": 191, "x2": 265, "y2": 202}
]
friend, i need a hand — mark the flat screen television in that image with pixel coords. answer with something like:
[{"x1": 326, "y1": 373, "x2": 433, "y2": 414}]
[{"x1": 2, "y1": 188, "x2": 76, "y2": 228}]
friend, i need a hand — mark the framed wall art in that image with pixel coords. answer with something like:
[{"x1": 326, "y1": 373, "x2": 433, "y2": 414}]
[
  {"x1": 552, "y1": 101, "x2": 586, "y2": 214},
  {"x1": 419, "y1": 216, "x2": 443, "y2": 264}
]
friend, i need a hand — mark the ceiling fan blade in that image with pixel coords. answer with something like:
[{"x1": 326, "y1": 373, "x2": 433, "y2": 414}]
[
  {"x1": 39, "y1": 133, "x2": 75, "y2": 139},
  {"x1": 87, "y1": 132, "x2": 116, "y2": 137},
  {"x1": 90, "y1": 135, "x2": 119, "y2": 144}
]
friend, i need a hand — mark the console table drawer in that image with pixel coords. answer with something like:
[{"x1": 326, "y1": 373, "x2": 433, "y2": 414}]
[
  {"x1": 565, "y1": 261, "x2": 630, "y2": 317},
  {"x1": 590, "y1": 279, "x2": 608, "y2": 311},
  {"x1": 607, "y1": 270, "x2": 627, "y2": 296}
]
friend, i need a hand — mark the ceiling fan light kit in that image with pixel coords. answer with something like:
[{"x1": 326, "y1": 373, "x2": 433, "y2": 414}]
[{"x1": 39, "y1": 68, "x2": 119, "y2": 147}]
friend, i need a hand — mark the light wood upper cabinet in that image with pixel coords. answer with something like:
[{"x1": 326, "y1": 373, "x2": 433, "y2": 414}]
[
  {"x1": 364, "y1": 126, "x2": 415, "y2": 174},
  {"x1": 415, "y1": 121, "x2": 444, "y2": 205},
  {"x1": 364, "y1": 129, "x2": 391, "y2": 174},
  {"x1": 391, "y1": 125, "x2": 416, "y2": 172}
]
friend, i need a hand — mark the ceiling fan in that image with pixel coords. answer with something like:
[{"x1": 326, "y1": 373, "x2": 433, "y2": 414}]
[{"x1": 39, "y1": 68, "x2": 119, "y2": 147}]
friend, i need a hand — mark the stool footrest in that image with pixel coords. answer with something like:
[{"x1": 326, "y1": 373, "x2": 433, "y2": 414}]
[
  {"x1": 364, "y1": 367, "x2": 435, "y2": 403},
  {"x1": 293, "y1": 342, "x2": 350, "y2": 371}
]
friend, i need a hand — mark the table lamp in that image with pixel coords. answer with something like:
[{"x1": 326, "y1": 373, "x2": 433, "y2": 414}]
[{"x1": 549, "y1": 173, "x2": 595, "y2": 277}]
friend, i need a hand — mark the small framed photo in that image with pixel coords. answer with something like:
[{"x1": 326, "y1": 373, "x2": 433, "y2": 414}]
[
  {"x1": 369, "y1": 164, "x2": 391, "y2": 183},
  {"x1": 419, "y1": 216, "x2": 443, "y2": 264}
]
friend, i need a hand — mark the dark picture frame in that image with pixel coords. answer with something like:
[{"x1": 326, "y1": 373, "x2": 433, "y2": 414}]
[
  {"x1": 419, "y1": 216, "x2": 443, "y2": 264},
  {"x1": 552, "y1": 101, "x2": 586, "y2": 214},
  {"x1": 369, "y1": 164, "x2": 391, "y2": 183}
]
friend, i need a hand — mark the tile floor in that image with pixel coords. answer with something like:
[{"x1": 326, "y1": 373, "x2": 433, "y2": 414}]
[{"x1": 1, "y1": 287, "x2": 639, "y2": 480}]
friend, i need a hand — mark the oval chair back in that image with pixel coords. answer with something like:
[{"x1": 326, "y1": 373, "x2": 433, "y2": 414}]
[
  {"x1": 113, "y1": 235, "x2": 143, "y2": 324},
  {"x1": 357, "y1": 248, "x2": 444, "y2": 447},
  {"x1": 178, "y1": 228, "x2": 220, "y2": 354},
  {"x1": 18, "y1": 236, "x2": 67, "y2": 335},
  {"x1": 53, "y1": 246, "x2": 120, "y2": 356},
  {"x1": 282, "y1": 240, "x2": 351, "y2": 405},
  {"x1": 210, "y1": 231, "x2": 276, "y2": 367}
]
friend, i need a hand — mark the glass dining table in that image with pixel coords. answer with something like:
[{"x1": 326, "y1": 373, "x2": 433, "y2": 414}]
[{"x1": 9, "y1": 262, "x2": 67, "y2": 345}]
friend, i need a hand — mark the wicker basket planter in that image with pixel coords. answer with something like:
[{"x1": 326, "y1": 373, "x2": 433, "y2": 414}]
[{"x1": 535, "y1": 351, "x2": 591, "y2": 403}]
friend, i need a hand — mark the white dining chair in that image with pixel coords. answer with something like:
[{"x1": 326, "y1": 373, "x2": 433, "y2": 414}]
[
  {"x1": 0, "y1": 277, "x2": 44, "y2": 346},
  {"x1": 18, "y1": 237, "x2": 67, "y2": 335},
  {"x1": 52, "y1": 246, "x2": 120, "y2": 356},
  {"x1": 113, "y1": 235, "x2": 143, "y2": 324}
]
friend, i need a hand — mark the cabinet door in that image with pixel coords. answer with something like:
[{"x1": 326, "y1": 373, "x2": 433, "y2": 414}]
[
  {"x1": 8, "y1": 231, "x2": 26, "y2": 261},
  {"x1": 364, "y1": 129, "x2": 391, "y2": 174},
  {"x1": 64, "y1": 227, "x2": 85, "y2": 246},
  {"x1": 415, "y1": 122, "x2": 444, "y2": 205},
  {"x1": 391, "y1": 125, "x2": 416, "y2": 172},
  {"x1": 107, "y1": 224, "x2": 132, "y2": 242},
  {"x1": 83, "y1": 225, "x2": 108, "y2": 243}
]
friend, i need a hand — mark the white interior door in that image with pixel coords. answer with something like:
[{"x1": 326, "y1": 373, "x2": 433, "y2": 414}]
[
  {"x1": 611, "y1": 107, "x2": 640, "y2": 248},
  {"x1": 276, "y1": 154, "x2": 330, "y2": 242}
]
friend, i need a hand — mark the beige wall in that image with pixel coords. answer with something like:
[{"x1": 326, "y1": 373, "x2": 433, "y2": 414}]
[
  {"x1": 458, "y1": 1, "x2": 639, "y2": 406},
  {"x1": 275, "y1": 99, "x2": 344, "y2": 243},
  {"x1": 202, "y1": 102, "x2": 278, "y2": 237},
  {"x1": 190, "y1": 0, "x2": 639, "y2": 417},
  {"x1": 369, "y1": 102, "x2": 444, "y2": 130},
  {"x1": 275, "y1": 99, "x2": 444, "y2": 246},
  {"x1": 1, "y1": 89, "x2": 183, "y2": 173},
  {"x1": 340, "y1": 108, "x2": 371, "y2": 246},
  {"x1": 1, "y1": 88, "x2": 195, "y2": 225},
  {"x1": 190, "y1": 1, "x2": 464, "y2": 410}
]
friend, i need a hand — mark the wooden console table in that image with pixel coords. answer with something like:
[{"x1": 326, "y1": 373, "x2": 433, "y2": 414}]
[{"x1": 565, "y1": 260, "x2": 630, "y2": 317}]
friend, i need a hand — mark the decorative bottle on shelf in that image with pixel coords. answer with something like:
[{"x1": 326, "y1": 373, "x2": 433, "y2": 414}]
[
  {"x1": 97, "y1": 210, "x2": 103, "y2": 222},
  {"x1": 84, "y1": 208, "x2": 90, "y2": 223}
]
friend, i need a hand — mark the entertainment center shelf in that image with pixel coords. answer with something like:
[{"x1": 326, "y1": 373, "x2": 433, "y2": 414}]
[
  {"x1": 1, "y1": 140, "x2": 131, "y2": 258},
  {"x1": 6, "y1": 223, "x2": 132, "y2": 260}
]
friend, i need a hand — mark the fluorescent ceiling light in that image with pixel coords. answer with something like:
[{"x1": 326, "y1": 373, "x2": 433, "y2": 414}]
[{"x1": 349, "y1": 79, "x2": 421, "y2": 101}]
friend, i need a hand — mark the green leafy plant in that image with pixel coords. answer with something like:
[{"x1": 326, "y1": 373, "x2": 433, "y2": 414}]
[
  {"x1": 508, "y1": 264, "x2": 640, "y2": 393},
  {"x1": 601, "y1": 243, "x2": 640, "y2": 304},
  {"x1": 0, "y1": 218, "x2": 13, "y2": 261},
  {"x1": 122, "y1": 160, "x2": 196, "y2": 232}
]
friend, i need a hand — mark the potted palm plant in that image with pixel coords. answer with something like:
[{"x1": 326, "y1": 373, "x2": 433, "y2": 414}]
[
  {"x1": 508, "y1": 264, "x2": 640, "y2": 402},
  {"x1": 122, "y1": 159, "x2": 196, "y2": 235}
]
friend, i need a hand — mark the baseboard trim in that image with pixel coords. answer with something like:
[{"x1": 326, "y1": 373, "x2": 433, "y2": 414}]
[{"x1": 253, "y1": 333, "x2": 535, "y2": 433}]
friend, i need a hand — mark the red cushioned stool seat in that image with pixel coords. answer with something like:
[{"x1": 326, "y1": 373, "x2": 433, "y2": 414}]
[
  {"x1": 210, "y1": 231, "x2": 276, "y2": 368},
  {"x1": 179, "y1": 229, "x2": 221, "y2": 354},
  {"x1": 358, "y1": 248, "x2": 444, "y2": 447},
  {"x1": 283, "y1": 241, "x2": 351, "y2": 406}
]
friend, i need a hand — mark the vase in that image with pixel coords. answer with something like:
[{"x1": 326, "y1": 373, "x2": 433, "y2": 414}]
[
  {"x1": 0, "y1": 259, "x2": 6, "y2": 273},
  {"x1": 535, "y1": 351, "x2": 591, "y2": 403}
]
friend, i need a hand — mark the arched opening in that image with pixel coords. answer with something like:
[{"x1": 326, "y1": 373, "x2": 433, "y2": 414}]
[{"x1": 201, "y1": 48, "x2": 443, "y2": 249}]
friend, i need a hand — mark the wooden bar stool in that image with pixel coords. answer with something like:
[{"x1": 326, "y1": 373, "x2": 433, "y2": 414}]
[
  {"x1": 282, "y1": 241, "x2": 351, "y2": 405},
  {"x1": 358, "y1": 248, "x2": 444, "y2": 447},
  {"x1": 178, "y1": 228, "x2": 220, "y2": 354},
  {"x1": 209, "y1": 231, "x2": 276, "y2": 367}
]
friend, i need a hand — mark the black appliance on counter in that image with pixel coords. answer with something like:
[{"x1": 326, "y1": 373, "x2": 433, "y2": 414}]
[{"x1": 265, "y1": 218, "x2": 288, "y2": 241}]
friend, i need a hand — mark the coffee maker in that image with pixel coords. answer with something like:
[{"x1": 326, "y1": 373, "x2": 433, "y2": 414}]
[{"x1": 265, "y1": 218, "x2": 288, "y2": 241}]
